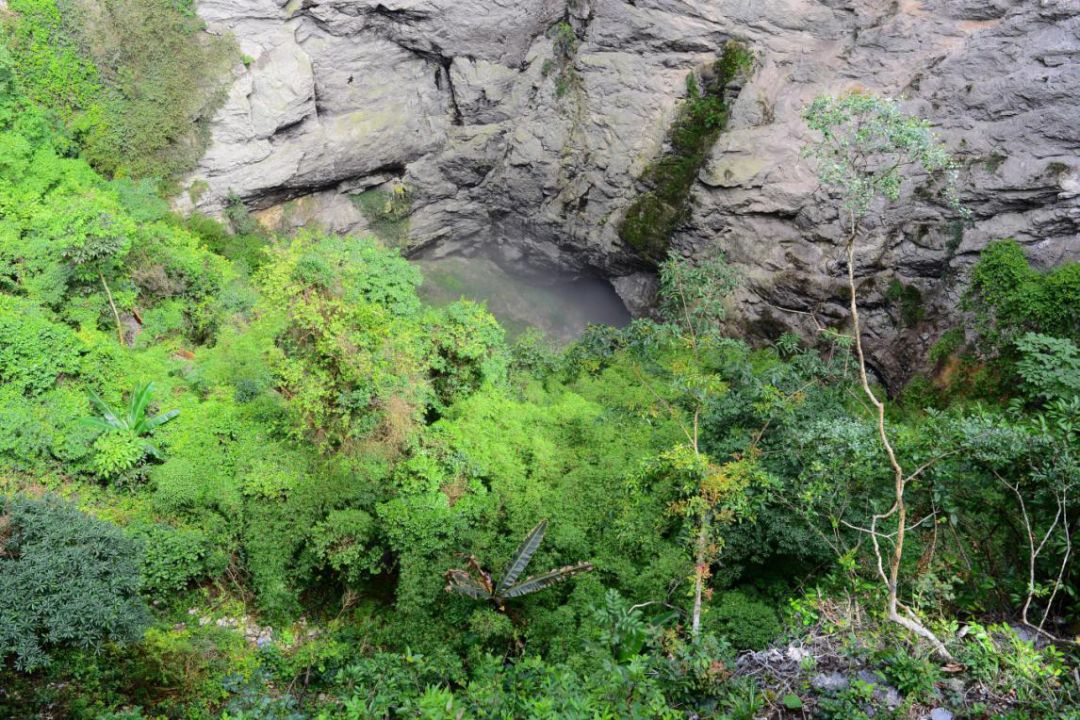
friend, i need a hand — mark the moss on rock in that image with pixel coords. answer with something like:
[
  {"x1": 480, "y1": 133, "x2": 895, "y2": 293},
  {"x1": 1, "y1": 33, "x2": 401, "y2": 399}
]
[{"x1": 618, "y1": 41, "x2": 754, "y2": 262}]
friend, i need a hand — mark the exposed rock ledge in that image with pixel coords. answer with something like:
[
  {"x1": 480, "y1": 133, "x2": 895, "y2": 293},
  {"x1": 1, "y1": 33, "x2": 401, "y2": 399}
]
[{"x1": 178, "y1": 0, "x2": 1080, "y2": 387}]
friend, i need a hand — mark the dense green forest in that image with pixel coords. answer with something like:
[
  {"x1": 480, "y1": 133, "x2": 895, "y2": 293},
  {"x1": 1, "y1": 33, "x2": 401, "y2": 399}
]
[{"x1": 1, "y1": 1, "x2": 1078, "y2": 718}]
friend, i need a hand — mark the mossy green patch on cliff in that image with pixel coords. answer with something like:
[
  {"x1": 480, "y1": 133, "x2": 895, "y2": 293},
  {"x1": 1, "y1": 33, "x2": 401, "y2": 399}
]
[
  {"x1": 619, "y1": 41, "x2": 754, "y2": 262},
  {"x1": 543, "y1": 21, "x2": 581, "y2": 99},
  {"x1": 886, "y1": 278, "x2": 925, "y2": 326},
  {"x1": 352, "y1": 184, "x2": 412, "y2": 248}
]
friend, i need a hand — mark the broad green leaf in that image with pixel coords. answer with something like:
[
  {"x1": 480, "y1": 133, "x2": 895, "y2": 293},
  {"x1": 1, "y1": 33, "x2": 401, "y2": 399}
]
[
  {"x1": 503, "y1": 562, "x2": 592, "y2": 599},
  {"x1": 143, "y1": 408, "x2": 179, "y2": 431},
  {"x1": 497, "y1": 519, "x2": 547, "y2": 594},
  {"x1": 87, "y1": 391, "x2": 123, "y2": 429}
]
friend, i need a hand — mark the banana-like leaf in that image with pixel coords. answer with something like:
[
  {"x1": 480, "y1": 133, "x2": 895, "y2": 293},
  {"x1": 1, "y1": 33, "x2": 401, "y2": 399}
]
[
  {"x1": 143, "y1": 441, "x2": 164, "y2": 461},
  {"x1": 87, "y1": 391, "x2": 123, "y2": 430},
  {"x1": 502, "y1": 562, "x2": 593, "y2": 599},
  {"x1": 143, "y1": 408, "x2": 179, "y2": 431},
  {"x1": 130, "y1": 382, "x2": 154, "y2": 429},
  {"x1": 444, "y1": 568, "x2": 492, "y2": 599},
  {"x1": 497, "y1": 519, "x2": 547, "y2": 594},
  {"x1": 79, "y1": 416, "x2": 116, "y2": 432}
]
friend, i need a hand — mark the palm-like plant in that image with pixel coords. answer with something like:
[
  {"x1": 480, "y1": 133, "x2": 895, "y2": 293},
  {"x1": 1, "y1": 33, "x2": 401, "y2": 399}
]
[
  {"x1": 444, "y1": 520, "x2": 592, "y2": 611},
  {"x1": 82, "y1": 382, "x2": 179, "y2": 459}
]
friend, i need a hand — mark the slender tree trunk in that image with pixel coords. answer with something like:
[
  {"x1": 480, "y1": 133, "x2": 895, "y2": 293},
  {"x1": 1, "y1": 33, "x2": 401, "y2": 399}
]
[
  {"x1": 99, "y1": 271, "x2": 126, "y2": 346},
  {"x1": 691, "y1": 508, "x2": 710, "y2": 638},
  {"x1": 845, "y1": 229, "x2": 950, "y2": 658}
]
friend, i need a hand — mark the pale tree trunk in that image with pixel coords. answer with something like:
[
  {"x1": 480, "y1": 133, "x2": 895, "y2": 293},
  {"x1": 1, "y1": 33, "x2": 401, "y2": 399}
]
[
  {"x1": 688, "y1": 409, "x2": 710, "y2": 640},
  {"x1": 845, "y1": 227, "x2": 950, "y2": 659},
  {"x1": 99, "y1": 271, "x2": 126, "y2": 346},
  {"x1": 690, "y1": 508, "x2": 711, "y2": 638}
]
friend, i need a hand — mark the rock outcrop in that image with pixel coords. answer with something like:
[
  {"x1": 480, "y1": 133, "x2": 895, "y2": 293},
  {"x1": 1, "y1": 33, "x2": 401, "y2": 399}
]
[{"x1": 181, "y1": 0, "x2": 1080, "y2": 387}]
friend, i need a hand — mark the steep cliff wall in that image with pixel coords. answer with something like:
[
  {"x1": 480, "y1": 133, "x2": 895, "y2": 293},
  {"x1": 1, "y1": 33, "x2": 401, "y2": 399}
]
[{"x1": 179, "y1": 0, "x2": 1080, "y2": 385}]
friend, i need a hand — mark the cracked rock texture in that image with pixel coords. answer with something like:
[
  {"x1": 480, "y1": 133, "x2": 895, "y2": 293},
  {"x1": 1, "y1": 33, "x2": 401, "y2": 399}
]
[{"x1": 180, "y1": 0, "x2": 1080, "y2": 386}]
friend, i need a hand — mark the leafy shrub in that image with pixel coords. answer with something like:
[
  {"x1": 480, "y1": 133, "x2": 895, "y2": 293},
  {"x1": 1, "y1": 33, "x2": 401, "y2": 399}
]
[
  {"x1": 929, "y1": 327, "x2": 965, "y2": 364},
  {"x1": 708, "y1": 590, "x2": 783, "y2": 651},
  {"x1": 543, "y1": 22, "x2": 580, "y2": 99},
  {"x1": 184, "y1": 213, "x2": 268, "y2": 272},
  {"x1": 885, "y1": 278, "x2": 924, "y2": 326},
  {"x1": 352, "y1": 184, "x2": 412, "y2": 247},
  {"x1": 1014, "y1": 332, "x2": 1080, "y2": 404},
  {"x1": 427, "y1": 300, "x2": 508, "y2": 408},
  {"x1": 968, "y1": 239, "x2": 1079, "y2": 345},
  {"x1": 129, "y1": 523, "x2": 222, "y2": 603},
  {"x1": 257, "y1": 233, "x2": 431, "y2": 449},
  {"x1": 311, "y1": 509, "x2": 381, "y2": 586},
  {"x1": 0, "y1": 495, "x2": 150, "y2": 671},
  {"x1": 83, "y1": 382, "x2": 180, "y2": 478},
  {"x1": 3, "y1": 0, "x2": 235, "y2": 178},
  {"x1": 0, "y1": 297, "x2": 84, "y2": 396},
  {"x1": 90, "y1": 429, "x2": 146, "y2": 478},
  {"x1": 877, "y1": 648, "x2": 940, "y2": 700}
]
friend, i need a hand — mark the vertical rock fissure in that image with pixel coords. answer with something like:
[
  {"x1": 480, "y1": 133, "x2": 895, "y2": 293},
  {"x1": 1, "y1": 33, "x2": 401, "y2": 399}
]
[{"x1": 618, "y1": 41, "x2": 755, "y2": 264}]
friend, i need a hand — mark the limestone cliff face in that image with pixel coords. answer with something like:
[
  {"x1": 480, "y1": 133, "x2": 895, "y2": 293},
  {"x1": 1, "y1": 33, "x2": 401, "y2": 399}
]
[{"x1": 180, "y1": 0, "x2": 1080, "y2": 386}]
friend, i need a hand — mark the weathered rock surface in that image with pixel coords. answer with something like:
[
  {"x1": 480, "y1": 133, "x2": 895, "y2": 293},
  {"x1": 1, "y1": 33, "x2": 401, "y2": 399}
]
[{"x1": 181, "y1": 0, "x2": 1080, "y2": 385}]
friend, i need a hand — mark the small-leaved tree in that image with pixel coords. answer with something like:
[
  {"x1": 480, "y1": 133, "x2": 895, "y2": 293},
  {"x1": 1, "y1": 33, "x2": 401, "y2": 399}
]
[
  {"x1": 58, "y1": 193, "x2": 137, "y2": 344},
  {"x1": 802, "y1": 91, "x2": 968, "y2": 656}
]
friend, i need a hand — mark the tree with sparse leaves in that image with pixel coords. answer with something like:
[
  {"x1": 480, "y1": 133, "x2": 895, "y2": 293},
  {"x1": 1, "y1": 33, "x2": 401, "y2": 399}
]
[{"x1": 802, "y1": 92, "x2": 968, "y2": 657}]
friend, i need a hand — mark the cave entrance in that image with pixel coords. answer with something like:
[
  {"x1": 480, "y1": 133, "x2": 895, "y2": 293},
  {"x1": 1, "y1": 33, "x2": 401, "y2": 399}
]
[{"x1": 413, "y1": 254, "x2": 630, "y2": 344}]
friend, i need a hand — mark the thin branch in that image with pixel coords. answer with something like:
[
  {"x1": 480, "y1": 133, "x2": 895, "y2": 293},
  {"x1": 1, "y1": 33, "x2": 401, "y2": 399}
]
[{"x1": 99, "y1": 271, "x2": 126, "y2": 346}]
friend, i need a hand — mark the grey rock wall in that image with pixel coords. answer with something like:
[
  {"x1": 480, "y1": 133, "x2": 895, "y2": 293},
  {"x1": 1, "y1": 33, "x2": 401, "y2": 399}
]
[{"x1": 181, "y1": 0, "x2": 1080, "y2": 386}]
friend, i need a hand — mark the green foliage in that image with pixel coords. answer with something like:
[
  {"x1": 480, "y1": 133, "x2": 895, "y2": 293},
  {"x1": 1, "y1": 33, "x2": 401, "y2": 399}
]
[
  {"x1": 658, "y1": 253, "x2": 738, "y2": 336},
  {"x1": 182, "y1": 211, "x2": 269, "y2": 279},
  {"x1": 3, "y1": 0, "x2": 235, "y2": 178},
  {"x1": 955, "y1": 623, "x2": 1074, "y2": 710},
  {"x1": 90, "y1": 428, "x2": 146, "y2": 478},
  {"x1": 0, "y1": 107, "x2": 230, "y2": 340},
  {"x1": 257, "y1": 232, "x2": 429, "y2": 449},
  {"x1": 1, "y1": 61, "x2": 1077, "y2": 715},
  {"x1": 427, "y1": 299, "x2": 508, "y2": 409},
  {"x1": 877, "y1": 647, "x2": 940, "y2": 699},
  {"x1": 1014, "y1": 333, "x2": 1080, "y2": 404},
  {"x1": 885, "y1": 278, "x2": 924, "y2": 326},
  {"x1": 802, "y1": 91, "x2": 966, "y2": 223},
  {"x1": 83, "y1": 382, "x2": 179, "y2": 469},
  {"x1": 968, "y1": 239, "x2": 1080, "y2": 346},
  {"x1": 709, "y1": 590, "x2": 782, "y2": 651},
  {"x1": 544, "y1": 22, "x2": 580, "y2": 98},
  {"x1": 0, "y1": 296, "x2": 84, "y2": 396},
  {"x1": 0, "y1": 495, "x2": 150, "y2": 671},
  {"x1": 352, "y1": 183, "x2": 412, "y2": 247},
  {"x1": 619, "y1": 42, "x2": 752, "y2": 261},
  {"x1": 311, "y1": 509, "x2": 380, "y2": 586},
  {"x1": 130, "y1": 523, "x2": 222, "y2": 603},
  {"x1": 929, "y1": 327, "x2": 965, "y2": 364}
]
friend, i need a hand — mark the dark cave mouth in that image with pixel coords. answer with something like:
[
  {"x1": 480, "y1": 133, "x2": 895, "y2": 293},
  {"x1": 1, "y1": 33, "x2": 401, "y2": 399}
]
[{"x1": 412, "y1": 251, "x2": 631, "y2": 344}]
